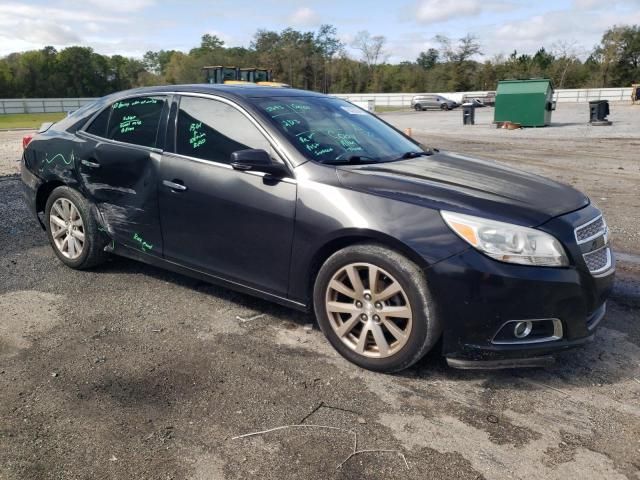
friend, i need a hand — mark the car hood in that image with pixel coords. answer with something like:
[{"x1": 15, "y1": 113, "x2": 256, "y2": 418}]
[{"x1": 335, "y1": 151, "x2": 589, "y2": 227}]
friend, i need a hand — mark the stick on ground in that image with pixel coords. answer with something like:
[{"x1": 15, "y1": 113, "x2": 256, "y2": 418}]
[
  {"x1": 232, "y1": 424, "x2": 409, "y2": 470},
  {"x1": 338, "y1": 449, "x2": 410, "y2": 470}
]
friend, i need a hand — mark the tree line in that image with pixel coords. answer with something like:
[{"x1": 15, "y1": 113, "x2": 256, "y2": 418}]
[{"x1": 0, "y1": 24, "x2": 638, "y2": 98}]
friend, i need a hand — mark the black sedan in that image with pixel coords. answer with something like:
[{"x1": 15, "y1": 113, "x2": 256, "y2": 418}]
[{"x1": 21, "y1": 84, "x2": 614, "y2": 372}]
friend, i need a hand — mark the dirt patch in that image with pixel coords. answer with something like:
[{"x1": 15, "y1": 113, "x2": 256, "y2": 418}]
[{"x1": 0, "y1": 290, "x2": 63, "y2": 356}]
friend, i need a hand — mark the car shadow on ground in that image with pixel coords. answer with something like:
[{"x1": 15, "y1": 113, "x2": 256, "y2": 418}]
[
  {"x1": 95, "y1": 255, "x2": 639, "y2": 393},
  {"x1": 93, "y1": 254, "x2": 313, "y2": 326}
]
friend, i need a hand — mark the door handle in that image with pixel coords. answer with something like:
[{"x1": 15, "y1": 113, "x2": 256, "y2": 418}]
[
  {"x1": 81, "y1": 159, "x2": 100, "y2": 168},
  {"x1": 163, "y1": 179, "x2": 187, "y2": 191}
]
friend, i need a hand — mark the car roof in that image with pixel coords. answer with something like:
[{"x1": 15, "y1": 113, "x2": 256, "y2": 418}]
[
  {"x1": 106, "y1": 84, "x2": 325, "y2": 101},
  {"x1": 57, "y1": 84, "x2": 332, "y2": 135}
]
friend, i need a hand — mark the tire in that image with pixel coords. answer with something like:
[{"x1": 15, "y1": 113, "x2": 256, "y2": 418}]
[
  {"x1": 414, "y1": 104, "x2": 423, "y2": 111},
  {"x1": 45, "y1": 186, "x2": 108, "y2": 269},
  {"x1": 440, "y1": 103, "x2": 449, "y2": 111},
  {"x1": 313, "y1": 243, "x2": 441, "y2": 373}
]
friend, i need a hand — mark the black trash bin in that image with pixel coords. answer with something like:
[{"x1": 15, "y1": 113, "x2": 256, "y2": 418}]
[
  {"x1": 462, "y1": 103, "x2": 475, "y2": 125},
  {"x1": 589, "y1": 100, "x2": 611, "y2": 125}
]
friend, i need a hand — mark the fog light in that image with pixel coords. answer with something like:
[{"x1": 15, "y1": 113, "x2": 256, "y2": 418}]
[
  {"x1": 492, "y1": 318, "x2": 563, "y2": 345},
  {"x1": 513, "y1": 321, "x2": 533, "y2": 339}
]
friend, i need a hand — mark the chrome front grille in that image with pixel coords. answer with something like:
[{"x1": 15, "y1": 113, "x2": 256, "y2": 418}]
[
  {"x1": 583, "y1": 247, "x2": 611, "y2": 273},
  {"x1": 574, "y1": 214, "x2": 612, "y2": 275},
  {"x1": 575, "y1": 215, "x2": 606, "y2": 244}
]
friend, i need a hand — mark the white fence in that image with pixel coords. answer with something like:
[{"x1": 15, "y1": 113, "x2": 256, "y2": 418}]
[
  {"x1": 0, "y1": 87, "x2": 633, "y2": 114},
  {"x1": 334, "y1": 88, "x2": 633, "y2": 107},
  {"x1": 0, "y1": 97, "x2": 95, "y2": 114},
  {"x1": 554, "y1": 88, "x2": 632, "y2": 103}
]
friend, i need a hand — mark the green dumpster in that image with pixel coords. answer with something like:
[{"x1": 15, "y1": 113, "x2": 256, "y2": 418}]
[{"x1": 494, "y1": 79, "x2": 555, "y2": 127}]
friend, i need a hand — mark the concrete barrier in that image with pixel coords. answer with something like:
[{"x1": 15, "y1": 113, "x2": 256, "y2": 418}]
[{"x1": 0, "y1": 98, "x2": 95, "y2": 115}]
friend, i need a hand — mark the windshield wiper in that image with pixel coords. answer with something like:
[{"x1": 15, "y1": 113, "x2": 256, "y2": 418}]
[
  {"x1": 397, "y1": 150, "x2": 434, "y2": 160},
  {"x1": 322, "y1": 155, "x2": 378, "y2": 165}
]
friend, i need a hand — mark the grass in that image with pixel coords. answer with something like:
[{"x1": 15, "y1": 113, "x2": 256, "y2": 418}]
[{"x1": 0, "y1": 112, "x2": 66, "y2": 129}]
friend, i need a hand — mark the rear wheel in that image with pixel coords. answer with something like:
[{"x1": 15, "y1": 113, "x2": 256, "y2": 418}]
[
  {"x1": 414, "y1": 104, "x2": 424, "y2": 111},
  {"x1": 313, "y1": 244, "x2": 441, "y2": 372},
  {"x1": 45, "y1": 186, "x2": 108, "y2": 269}
]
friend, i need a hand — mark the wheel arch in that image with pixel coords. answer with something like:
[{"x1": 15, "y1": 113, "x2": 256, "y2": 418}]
[
  {"x1": 36, "y1": 180, "x2": 66, "y2": 214},
  {"x1": 303, "y1": 229, "x2": 429, "y2": 308}
]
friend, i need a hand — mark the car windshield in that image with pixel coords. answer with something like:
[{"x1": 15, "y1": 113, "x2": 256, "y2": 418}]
[{"x1": 252, "y1": 96, "x2": 424, "y2": 164}]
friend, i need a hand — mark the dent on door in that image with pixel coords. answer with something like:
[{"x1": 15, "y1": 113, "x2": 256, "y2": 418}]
[{"x1": 79, "y1": 142, "x2": 163, "y2": 255}]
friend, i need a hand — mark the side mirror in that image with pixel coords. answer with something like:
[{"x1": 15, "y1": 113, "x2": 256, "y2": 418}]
[{"x1": 230, "y1": 149, "x2": 288, "y2": 177}]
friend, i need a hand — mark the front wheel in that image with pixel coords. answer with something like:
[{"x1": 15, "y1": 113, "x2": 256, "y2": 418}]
[
  {"x1": 313, "y1": 244, "x2": 441, "y2": 372},
  {"x1": 440, "y1": 103, "x2": 449, "y2": 111}
]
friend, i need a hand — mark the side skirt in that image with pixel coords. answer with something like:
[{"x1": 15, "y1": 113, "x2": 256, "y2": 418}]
[{"x1": 105, "y1": 242, "x2": 309, "y2": 312}]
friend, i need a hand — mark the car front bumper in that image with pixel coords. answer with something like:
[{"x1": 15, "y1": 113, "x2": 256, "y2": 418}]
[{"x1": 426, "y1": 244, "x2": 614, "y2": 366}]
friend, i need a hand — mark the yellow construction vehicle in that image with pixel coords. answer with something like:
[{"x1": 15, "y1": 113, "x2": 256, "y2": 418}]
[{"x1": 202, "y1": 66, "x2": 290, "y2": 87}]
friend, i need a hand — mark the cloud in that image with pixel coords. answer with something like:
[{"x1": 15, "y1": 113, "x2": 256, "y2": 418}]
[
  {"x1": 288, "y1": 7, "x2": 320, "y2": 26},
  {"x1": 482, "y1": 7, "x2": 640, "y2": 58},
  {"x1": 573, "y1": 0, "x2": 600, "y2": 7},
  {"x1": 413, "y1": 0, "x2": 483, "y2": 23},
  {"x1": 16, "y1": 20, "x2": 81, "y2": 45},
  {"x1": 0, "y1": 3, "x2": 124, "y2": 24},
  {"x1": 0, "y1": 4, "x2": 99, "y2": 52},
  {"x1": 0, "y1": 1, "x2": 154, "y2": 56},
  {"x1": 0, "y1": 21, "x2": 80, "y2": 52},
  {"x1": 572, "y1": 0, "x2": 633, "y2": 8},
  {"x1": 83, "y1": 0, "x2": 155, "y2": 12},
  {"x1": 408, "y1": 0, "x2": 517, "y2": 25},
  {"x1": 1, "y1": 0, "x2": 639, "y2": 63}
]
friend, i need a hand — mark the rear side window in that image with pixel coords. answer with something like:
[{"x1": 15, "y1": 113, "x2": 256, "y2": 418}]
[
  {"x1": 175, "y1": 96, "x2": 271, "y2": 164},
  {"x1": 106, "y1": 96, "x2": 166, "y2": 148},
  {"x1": 85, "y1": 108, "x2": 110, "y2": 137}
]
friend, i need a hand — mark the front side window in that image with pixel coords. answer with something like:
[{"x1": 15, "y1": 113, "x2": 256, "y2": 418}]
[
  {"x1": 175, "y1": 96, "x2": 271, "y2": 164},
  {"x1": 253, "y1": 96, "x2": 422, "y2": 164},
  {"x1": 105, "y1": 96, "x2": 166, "y2": 148}
]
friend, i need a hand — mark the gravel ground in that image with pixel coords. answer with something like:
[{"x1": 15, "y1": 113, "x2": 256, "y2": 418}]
[
  {"x1": 1, "y1": 104, "x2": 640, "y2": 479},
  {"x1": 0, "y1": 130, "x2": 24, "y2": 176}
]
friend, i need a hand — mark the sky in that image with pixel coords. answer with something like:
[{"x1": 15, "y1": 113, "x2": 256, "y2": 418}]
[{"x1": 1, "y1": 0, "x2": 639, "y2": 62}]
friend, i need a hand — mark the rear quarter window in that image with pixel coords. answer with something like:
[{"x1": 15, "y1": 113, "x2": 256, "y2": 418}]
[
  {"x1": 49, "y1": 102, "x2": 101, "y2": 133},
  {"x1": 85, "y1": 107, "x2": 111, "y2": 137}
]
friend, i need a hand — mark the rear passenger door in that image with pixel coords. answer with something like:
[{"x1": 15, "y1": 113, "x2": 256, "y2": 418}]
[{"x1": 77, "y1": 95, "x2": 169, "y2": 255}]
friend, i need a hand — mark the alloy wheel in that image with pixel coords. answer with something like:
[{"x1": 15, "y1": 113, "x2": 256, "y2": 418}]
[
  {"x1": 325, "y1": 262, "x2": 413, "y2": 358},
  {"x1": 49, "y1": 198, "x2": 85, "y2": 260}
]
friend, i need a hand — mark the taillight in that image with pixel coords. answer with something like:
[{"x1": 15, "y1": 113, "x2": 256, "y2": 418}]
[{"x1": 22, "y1": 134, "x2": 33, "y2": 150}]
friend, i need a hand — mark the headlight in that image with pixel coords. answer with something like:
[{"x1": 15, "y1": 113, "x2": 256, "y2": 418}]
[{"x1": 441, "y1": 211, "x2": 568, "y2": 267}]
